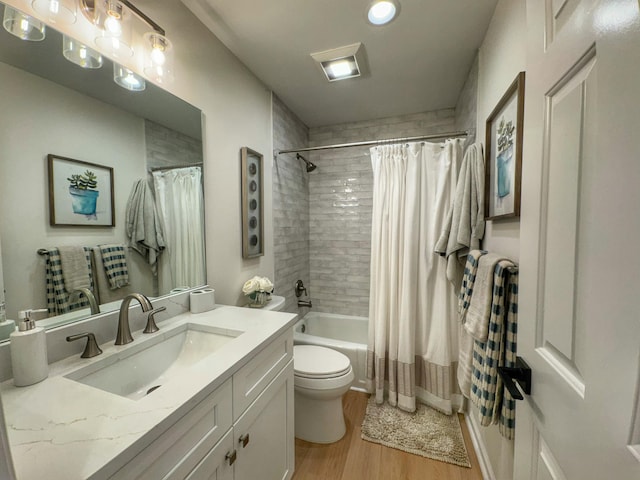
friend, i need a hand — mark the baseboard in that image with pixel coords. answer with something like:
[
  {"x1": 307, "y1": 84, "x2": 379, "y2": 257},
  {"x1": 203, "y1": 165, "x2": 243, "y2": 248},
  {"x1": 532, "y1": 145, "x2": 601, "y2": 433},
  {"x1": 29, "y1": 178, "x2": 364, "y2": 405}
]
[{"x1": 465, "y1": 413, "x2": 496, "y2": 480}]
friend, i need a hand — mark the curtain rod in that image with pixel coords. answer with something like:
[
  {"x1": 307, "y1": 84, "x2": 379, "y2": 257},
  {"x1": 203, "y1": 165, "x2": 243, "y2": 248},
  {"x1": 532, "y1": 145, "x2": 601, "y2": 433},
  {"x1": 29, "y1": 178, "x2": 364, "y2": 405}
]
[
  {"x1": 148, "y1": 163, "x2": 203, "y2": 172},
  {"x1": 275, "y1": 130, "x2": 471, "y2": 156}
]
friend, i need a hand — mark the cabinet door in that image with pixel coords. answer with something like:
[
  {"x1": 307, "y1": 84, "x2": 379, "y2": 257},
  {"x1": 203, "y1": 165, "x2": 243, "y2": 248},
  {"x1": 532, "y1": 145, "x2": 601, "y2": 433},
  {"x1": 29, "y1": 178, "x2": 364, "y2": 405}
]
[
  {"x1": 184, "y1": 429, "x2": 234, "y2": 480},
  {"x1": 233, "y1": 331, "x2": 293, "y2": 421},
  {"x1": 233, "y1": 360, "x2": 294, "y2": 480}
]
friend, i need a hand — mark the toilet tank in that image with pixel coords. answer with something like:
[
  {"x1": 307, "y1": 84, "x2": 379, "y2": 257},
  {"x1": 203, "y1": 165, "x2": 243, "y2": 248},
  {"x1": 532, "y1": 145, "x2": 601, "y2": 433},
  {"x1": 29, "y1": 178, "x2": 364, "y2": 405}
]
[{"x1": 263, "y1": 295, "x2": 285, "y2": 311}]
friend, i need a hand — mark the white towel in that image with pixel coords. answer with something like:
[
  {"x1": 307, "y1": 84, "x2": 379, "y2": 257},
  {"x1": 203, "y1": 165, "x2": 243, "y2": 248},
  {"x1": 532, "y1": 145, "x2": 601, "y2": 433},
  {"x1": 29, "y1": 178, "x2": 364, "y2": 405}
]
[
  {"x1": 125, "y1": 179, "x2": 166, "y2": 274},
  {"x1": 58, "y1": 246, "x2": 91, "y2": 293},
  {"x1": 457, "y1": 250, "x2": 486, "y2": 397},
  {"x1": 464, "y1": 253, "x2": 510, "y2": 342},
  {"x1": 434, "y1": 143, "x2": 485, "y2": 285}
]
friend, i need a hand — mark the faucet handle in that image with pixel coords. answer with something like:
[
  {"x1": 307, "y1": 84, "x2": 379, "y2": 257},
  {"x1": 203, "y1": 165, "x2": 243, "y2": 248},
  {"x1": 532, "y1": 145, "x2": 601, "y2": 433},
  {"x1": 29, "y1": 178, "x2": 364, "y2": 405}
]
[
  {"x1": 143, "y1": 306, "x2": 166, "y2": 334},
  {"x1": 66, "y1": 332, "x2": 103, "y2": 358}
]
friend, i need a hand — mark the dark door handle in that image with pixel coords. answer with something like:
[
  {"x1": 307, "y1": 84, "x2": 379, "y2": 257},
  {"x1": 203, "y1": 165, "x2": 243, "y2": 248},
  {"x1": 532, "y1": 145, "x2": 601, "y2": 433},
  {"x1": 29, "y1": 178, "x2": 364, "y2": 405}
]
[{"x1": 497, "y1": 356, "x2": 531, "y2": 400}]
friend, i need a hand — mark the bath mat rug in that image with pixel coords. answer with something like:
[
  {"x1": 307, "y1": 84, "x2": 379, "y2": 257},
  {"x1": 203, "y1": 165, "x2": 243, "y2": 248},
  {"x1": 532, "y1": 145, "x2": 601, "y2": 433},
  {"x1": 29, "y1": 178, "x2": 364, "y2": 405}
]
[{"x1": 360, "y1": 397, "x2": 471, "y2": 468}]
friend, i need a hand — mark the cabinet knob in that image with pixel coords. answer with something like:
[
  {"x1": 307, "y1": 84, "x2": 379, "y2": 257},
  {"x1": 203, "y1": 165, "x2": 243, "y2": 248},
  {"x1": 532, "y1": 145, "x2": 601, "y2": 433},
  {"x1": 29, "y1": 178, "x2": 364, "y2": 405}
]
[
  {"x1": 239, "y1": 433, "x2": 250, "y2": 448},
  {"x1": 225, "y1": 450, "x2": 237, "y2": 466}
]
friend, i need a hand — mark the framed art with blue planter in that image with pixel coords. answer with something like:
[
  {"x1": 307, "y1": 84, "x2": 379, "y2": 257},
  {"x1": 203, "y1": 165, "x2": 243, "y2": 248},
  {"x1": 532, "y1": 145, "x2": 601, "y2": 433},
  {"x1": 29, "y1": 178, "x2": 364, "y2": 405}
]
[
  {"x1": 485, "y1": 71, "x2": 525, "y2": 221},
  {"x1": 47, "y1": 154, "x2": 115, "y2": 227}
]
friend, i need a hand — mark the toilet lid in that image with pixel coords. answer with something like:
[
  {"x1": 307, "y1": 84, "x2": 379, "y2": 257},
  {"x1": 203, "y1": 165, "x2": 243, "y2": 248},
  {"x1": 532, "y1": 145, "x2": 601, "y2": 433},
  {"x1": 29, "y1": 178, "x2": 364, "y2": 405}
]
[{"x1": 294, "y1": 345, "x2": 351, "y2": 379}]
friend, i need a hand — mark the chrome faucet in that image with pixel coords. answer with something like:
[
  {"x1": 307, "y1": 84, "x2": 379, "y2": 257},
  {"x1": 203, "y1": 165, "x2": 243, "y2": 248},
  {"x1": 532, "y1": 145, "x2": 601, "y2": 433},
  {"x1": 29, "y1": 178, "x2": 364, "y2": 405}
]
[
  {"x1": 70, "y1": 287, "x2": 100, "y2": 315},
  {"x1": 297, "y1": 299, "x2": 312, "y2": 308},
  {"x1": 116, "y1": 293, "x2": 153, "y2": 345}
]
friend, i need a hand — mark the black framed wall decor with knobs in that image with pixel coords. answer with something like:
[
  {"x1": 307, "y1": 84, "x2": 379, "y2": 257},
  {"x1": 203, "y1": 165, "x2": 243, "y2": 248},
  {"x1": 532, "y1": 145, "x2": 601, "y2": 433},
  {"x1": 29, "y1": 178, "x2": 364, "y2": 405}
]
[{"x1": 241, "y1": 147, "x2": 264, "y2": 258}]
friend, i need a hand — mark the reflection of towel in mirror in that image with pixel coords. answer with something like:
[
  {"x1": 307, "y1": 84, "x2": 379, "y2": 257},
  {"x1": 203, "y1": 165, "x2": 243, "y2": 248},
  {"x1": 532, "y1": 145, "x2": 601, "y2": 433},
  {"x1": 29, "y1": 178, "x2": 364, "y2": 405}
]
[
  {"x1": 434, "y1": 143, "x2": 485, "y2": 286},
  {"x1": 125, "y1": 179, "x2": 165, "y2": 275},
  {"x1": 99, "y1": 244, "x2": 130, "y2": 289},
  {"x1": 58, "y1": 245, "x2": 92, "y2": 293},
  {"x1": 44, "y1": 247, "x2": 94, "y2": 315}
]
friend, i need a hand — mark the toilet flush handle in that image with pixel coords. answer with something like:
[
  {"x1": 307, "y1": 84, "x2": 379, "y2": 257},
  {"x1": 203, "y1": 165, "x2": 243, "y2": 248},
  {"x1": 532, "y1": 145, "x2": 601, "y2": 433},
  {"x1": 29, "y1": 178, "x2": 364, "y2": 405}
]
[{"x1": 239, "y1": 433, "x2": 250, "y2": 448}]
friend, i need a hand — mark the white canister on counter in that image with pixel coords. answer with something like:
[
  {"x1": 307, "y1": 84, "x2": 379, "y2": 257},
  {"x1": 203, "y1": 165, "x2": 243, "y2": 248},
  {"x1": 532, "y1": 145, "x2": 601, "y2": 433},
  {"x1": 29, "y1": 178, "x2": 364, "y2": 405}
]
[{"x1": 190, "y1": 288, "x2": 216, "y2": 314}]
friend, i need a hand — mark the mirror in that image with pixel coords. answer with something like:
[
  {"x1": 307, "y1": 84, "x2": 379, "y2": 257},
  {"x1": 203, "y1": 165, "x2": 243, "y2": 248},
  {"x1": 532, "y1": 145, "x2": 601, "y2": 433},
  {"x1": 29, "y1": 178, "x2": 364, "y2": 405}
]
[{"x1": 0, "y1": 3, "x2": 206, "y2": 338}]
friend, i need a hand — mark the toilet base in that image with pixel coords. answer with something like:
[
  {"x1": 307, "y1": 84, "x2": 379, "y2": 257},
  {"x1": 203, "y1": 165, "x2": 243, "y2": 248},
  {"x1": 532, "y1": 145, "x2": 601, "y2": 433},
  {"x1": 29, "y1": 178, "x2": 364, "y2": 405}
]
[{"x1": 294, "y1": 390, "x2": 347, "y2": 443}]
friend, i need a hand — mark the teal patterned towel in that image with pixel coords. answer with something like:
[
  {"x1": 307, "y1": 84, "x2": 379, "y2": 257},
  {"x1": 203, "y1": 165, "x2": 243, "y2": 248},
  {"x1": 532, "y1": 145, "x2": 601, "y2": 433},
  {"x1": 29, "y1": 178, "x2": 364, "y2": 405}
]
[
  {"x1": 99, "y1": 244, "x2": 130, "y2": 289},
  {"x1": 45, "y1": 248, "x2": 95, "y2": 315},
  {"x1": 469, "y1": 260, "x2": 518, "y2": 440}
]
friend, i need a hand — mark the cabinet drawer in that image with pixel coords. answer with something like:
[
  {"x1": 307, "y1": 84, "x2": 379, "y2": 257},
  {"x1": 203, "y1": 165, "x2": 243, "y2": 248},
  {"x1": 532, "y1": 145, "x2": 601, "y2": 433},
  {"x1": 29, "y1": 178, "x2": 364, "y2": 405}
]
[
  {"x1": 232, "y1": 330, "x2": 293, "y2": 420},
  {"x1": 111, "y1": 379, "x2": 233, "y2": 480}
]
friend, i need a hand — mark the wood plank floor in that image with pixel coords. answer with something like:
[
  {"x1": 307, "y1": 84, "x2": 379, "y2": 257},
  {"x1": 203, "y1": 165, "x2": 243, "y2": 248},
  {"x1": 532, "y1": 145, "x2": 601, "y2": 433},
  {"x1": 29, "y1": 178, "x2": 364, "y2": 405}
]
[{"x1": 292, "y1": 391, "x2": 484, "y2": 480}]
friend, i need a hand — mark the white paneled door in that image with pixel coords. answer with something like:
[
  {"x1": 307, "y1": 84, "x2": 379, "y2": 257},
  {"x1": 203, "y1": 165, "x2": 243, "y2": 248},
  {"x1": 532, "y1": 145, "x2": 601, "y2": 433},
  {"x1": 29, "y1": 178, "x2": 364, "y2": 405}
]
[{"x1": 514, "y1": 0, "x2": 640, "y2": 479}]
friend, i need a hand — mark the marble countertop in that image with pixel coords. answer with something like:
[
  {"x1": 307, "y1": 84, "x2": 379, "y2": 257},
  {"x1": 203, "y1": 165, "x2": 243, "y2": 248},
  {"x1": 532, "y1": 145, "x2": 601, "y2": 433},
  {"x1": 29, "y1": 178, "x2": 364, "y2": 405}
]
[{"x1": 0, "y1": 306, "x2": 297, "y2": 480}]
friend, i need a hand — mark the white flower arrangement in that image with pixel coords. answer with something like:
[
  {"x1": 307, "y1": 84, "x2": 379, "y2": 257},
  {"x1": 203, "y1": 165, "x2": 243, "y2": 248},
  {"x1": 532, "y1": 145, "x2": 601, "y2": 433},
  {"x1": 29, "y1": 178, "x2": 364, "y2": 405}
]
[{"x1": 242, "y1": 276, "x2": 274, "y2": 303}]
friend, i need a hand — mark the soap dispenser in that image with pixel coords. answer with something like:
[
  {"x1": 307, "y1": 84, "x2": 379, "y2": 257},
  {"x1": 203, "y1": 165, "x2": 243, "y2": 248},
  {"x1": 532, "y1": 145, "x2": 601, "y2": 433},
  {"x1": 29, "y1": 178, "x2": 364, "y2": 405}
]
[{"x1": 10, "y1": 309, "x2": 48, "y2": 386}]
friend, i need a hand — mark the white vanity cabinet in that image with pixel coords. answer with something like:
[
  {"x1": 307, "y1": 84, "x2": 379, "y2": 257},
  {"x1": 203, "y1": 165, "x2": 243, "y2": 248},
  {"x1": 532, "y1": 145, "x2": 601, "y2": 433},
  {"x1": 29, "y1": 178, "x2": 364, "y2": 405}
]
[{"x1": 109, "y1": 330, "x2": 294, "y2": 480}]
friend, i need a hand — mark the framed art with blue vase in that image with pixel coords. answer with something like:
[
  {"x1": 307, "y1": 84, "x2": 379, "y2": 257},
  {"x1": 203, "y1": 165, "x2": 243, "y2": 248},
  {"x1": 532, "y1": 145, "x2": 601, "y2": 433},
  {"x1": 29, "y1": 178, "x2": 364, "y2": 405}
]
[
  {"x1": 47, "y1": 154, "x2": 115, "y2": 227},
  {"x1": 485, "y1": 71, "x2": 525, "y2": 221}
]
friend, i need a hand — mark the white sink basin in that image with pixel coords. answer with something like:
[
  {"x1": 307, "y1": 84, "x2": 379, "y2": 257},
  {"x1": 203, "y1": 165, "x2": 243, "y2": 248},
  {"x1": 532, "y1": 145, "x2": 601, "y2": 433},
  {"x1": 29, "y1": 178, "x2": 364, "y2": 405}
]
[{"x1": 66, "y1": 323, "x2": 240, "y2": 400}]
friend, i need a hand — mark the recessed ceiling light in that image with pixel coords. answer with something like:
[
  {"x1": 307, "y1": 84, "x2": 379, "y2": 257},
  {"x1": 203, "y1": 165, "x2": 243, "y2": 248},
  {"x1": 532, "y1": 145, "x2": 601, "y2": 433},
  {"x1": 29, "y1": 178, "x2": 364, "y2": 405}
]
[
  {"x1": 311, "y1": 43, "x2": 365, "y2": 82},
  {"x1": 367, "y1": 0, "x2": 399, "y2": 26},
  {"x1": 323, "y1": 59, "x2": 358, "y2": 80}
]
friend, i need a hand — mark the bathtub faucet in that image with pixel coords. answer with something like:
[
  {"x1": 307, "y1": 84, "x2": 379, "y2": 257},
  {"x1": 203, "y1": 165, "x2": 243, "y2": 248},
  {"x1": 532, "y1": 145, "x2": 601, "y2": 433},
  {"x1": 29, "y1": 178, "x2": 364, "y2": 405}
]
[
  {"x1": 295, "y1": 280, "x2": 307, "y2": 297},
  {"x1": 297, "y1": 299, "x2": 312, "y2": 308}
]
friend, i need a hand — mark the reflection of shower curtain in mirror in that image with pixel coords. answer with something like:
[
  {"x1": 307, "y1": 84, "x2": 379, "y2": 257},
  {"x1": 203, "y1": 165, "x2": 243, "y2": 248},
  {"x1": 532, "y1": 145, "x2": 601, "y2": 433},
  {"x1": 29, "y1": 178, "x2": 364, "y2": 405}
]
[{"x1": 152, "y1": 167, "x2": 206, "y2": 294}]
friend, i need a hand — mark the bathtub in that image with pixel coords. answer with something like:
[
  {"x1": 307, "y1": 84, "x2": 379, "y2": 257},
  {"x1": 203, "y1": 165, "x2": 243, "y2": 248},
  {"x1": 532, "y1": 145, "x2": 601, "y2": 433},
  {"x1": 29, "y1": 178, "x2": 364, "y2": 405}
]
[{"x1": 293, "y1": 312, "x2": 370, "y2": 392}]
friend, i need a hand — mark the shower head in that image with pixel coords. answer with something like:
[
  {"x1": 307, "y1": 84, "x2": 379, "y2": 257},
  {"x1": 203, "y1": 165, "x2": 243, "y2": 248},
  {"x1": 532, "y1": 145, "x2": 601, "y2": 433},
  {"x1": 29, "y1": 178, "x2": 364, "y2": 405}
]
[{"x1": 296, "y1": 153, "x2": 317, "y2": 173}]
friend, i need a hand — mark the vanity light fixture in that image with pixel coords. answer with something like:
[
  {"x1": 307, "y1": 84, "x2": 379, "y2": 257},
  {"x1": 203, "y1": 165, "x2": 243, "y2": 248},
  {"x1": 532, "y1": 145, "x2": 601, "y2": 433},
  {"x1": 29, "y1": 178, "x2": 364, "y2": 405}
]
[
  {"x1": 367, "y1": 0, "x2": 399, "y2": 26},
  {"x1": 80, "y1": 0, "x2": 174, "y2": 84},
  {"x1": 311, "y1": 43, "x2": 364, "y2": 82},
  {"x1": 2, "y1": 6, "x2": 45, "y2": 41},
  {"x1": 143, "y1": 32, "x2": 174, "y2": 84},
  {"x1": 93, "y1": 0, "x2": 133, "y2": 58},
  {"x1": 31, "y1": 0, "x2": 77, "y2": 25},
  {"x1": 113, "y1": 63, "x2": 145, "y2": 91},
  {"x1": 63, "y1": 34, "x2": 103, "y2": 68}
]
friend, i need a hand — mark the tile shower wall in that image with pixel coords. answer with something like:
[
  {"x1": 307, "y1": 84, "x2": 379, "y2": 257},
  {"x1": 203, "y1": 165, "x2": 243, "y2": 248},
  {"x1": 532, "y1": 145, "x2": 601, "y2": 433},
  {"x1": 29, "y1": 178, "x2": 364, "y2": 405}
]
[
  {"x1": 308, "y1": 109, "x2": 456, "y2": 317},
  {"x1": 272, "y1": 95, "x2": 310, "y2": 313},
  {"x1": 144, "y1": 120, "x2": 203, "y2": 169},
  {"x1": 455, "y1": 53, "x2": 479, "y2": 149}
]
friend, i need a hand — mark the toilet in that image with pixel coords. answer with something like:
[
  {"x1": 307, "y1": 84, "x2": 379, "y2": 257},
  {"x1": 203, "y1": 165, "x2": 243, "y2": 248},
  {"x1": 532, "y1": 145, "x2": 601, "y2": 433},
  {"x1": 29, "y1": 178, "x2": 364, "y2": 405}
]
[
  {"x1": 293, "y1": 345, "x2": 354, "y2": 443},
  {"x1": 263, "y1": 296, "x2": 354, "y2": 444}
]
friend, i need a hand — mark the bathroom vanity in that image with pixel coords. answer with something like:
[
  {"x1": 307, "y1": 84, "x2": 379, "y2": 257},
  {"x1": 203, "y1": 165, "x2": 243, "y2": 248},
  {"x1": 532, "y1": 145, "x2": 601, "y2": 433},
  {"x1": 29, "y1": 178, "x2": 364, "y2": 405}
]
[{"x1": 0, "y1": 306, "x2": 297, "y2": 480}]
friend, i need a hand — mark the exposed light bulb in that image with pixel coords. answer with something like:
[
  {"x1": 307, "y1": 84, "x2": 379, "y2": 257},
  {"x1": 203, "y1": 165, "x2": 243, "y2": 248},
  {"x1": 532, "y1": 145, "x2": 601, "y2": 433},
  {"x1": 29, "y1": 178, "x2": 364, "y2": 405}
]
[
  {"x1": 104, "y1": 15, "x2": 121, "y2": 35},
  {"x1": 124, "y1": 73, "x2": 139, "y2": 87},
  {"x1": 150, "y1": 47, "x2": 165, "y2": 66},
  {"x1": 49, "y1": 0, "x2": 59, "y2": 14},
  {"x1": 20, "y1": 18, "x2": 29, "y2": 32}
]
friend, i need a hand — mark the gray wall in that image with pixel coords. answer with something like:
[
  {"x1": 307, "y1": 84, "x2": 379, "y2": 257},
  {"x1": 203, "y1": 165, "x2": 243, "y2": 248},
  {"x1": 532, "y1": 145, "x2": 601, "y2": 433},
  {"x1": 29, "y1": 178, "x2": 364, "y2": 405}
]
[
  {"x1": 307, "y1": 109, "x2": 457, "y2": 317},
  {"x1": 272, "y1": 96, "x2": 310, "y2": 313}
]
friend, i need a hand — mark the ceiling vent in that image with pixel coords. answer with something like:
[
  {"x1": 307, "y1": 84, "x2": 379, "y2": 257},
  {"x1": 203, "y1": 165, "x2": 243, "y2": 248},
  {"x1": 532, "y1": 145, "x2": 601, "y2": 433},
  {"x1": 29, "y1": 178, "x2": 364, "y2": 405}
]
[{"x1": 310, "y1": 43, "x2": 365, "y2": 82}]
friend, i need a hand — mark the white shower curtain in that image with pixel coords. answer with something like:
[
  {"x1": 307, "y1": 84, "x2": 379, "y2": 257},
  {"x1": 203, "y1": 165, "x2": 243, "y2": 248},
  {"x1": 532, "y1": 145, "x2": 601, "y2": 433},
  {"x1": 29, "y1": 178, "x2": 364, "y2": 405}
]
[
  {"x1": 366, "y1": 140, "x2": 463, "y2": 414},
  {"x1": 152, "y1": 166, "x2": 206, "y2": 294}
]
